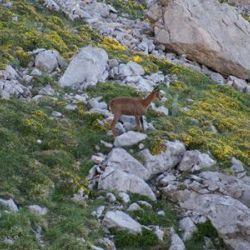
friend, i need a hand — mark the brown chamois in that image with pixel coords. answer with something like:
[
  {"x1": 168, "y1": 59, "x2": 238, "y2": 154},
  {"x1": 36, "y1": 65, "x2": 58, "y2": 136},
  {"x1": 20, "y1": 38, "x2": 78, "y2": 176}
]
[{"x1": 109, "y1": 86, "x2": 161, "y2": 137}]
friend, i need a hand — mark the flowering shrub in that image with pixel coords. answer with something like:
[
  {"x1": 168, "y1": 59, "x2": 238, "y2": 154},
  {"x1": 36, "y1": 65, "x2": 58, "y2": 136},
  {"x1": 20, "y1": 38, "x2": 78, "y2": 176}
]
[{"x1": 101, "y1": 36, "x2": 127, "y2": 51}]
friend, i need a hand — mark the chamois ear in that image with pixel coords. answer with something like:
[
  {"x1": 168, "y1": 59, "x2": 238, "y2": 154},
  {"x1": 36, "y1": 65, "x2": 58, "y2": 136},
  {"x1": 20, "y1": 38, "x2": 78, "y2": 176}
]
[{"x1": 153, "y1": 85, "x2": 160, "y2": 92}]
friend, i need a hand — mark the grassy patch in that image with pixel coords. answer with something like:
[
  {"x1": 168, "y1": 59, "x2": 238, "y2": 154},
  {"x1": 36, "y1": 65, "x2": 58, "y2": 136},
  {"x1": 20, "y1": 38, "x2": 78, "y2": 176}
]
[
  {"x1": 0, "y1": 0, "x2": 101, "y2": 69},
  {"x1": 113, "y1": 228, "x2": 159, "y2": 250},
  {"x1": 0, "y1": 96, "x2": 108, "y2": 248},
  {"x1": 87, "y1": 81, "x2": 141, "y2": 103},
  {"x1": 104, "y1": 0, "x2": 146, "y2": 19},
  {"x1": 185, "y1": 221, "x2": 229, "y2": 250}
]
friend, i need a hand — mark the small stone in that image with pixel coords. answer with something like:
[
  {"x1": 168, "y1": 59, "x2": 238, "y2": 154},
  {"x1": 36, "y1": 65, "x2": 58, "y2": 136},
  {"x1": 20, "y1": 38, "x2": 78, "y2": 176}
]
[
  {"x1": 154, "y1": 226, "x2": 164, "y2": 241},
  {"x1": 118, "y1": 192, "x2": 130, "y2": 204},
  {"x1": 103, "y1": 210, "x2": 142, "y2": 234},
  {"x1": 106, "y1": 193, "x2": 116, "y2": 203},
  {"x1": 51, "y1": 111, "x2": 63, "y2": 118},
  {"x1": 157, "y1": 210, "x2": 165, "y2": 216},
  {"x1": 37, "y1": 139, "x2": 42, "y2": 144},
  {"x1": 137, "y1": 200, "x2": 152, "y2": 208},
  {"x1": 3, "y1": 237, "x2": 15, "y2": 245},
  {"x1": 114, "y1": 131, "x2": 147, "y2": 147},
  {"x1": 100, "y1": 140, "x2": 113, "y2": 148},
  {"x1": 231, "y1": 157, "x2": 245, "y2": 174},
  {"x1": 28, "y1": 205, "x2": 48, "y2": 216},
  {"x1": 38, "y1": 85, "x2": 55, "y2": 96},
  {"x1": 31, "y1": 68, "x2": 42, "y2": 76},
  {"x1": 0, "y1": 198, "x2": 18, "y2": 212},
  {"x1": 65, "y1": 104, "x2": 77, "y2": 111},
  {"x1": 127, "y1": 203, "x2": 142, "y2": 212},
  {"x1": 91, "y1": 154, "x2": 106, "y2": 164},
  {"x1": 179, "y1": 217, "x2": 197, "y2": 241},
  {"x1": 91, "y1": 205, "x2": 105, "y2": 218}
]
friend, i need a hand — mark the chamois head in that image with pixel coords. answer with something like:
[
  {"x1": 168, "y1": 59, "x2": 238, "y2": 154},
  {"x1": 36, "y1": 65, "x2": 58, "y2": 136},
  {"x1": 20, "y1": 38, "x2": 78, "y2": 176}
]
[{"x1": 151, "y1": 85, "x2": 161, "y2": 101}]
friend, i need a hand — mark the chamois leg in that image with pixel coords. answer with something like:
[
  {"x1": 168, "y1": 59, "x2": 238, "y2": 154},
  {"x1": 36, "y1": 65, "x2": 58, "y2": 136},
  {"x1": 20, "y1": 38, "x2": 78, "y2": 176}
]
[
  {"x1": 111, "y1": 113, "x2": 121, "y2": 137},
  {"x1": 140, "y1": 116, "x2": 144, "y2": 132},
  {"x1": 135, "y1": 116, "x2": 141, "y2": 131}
]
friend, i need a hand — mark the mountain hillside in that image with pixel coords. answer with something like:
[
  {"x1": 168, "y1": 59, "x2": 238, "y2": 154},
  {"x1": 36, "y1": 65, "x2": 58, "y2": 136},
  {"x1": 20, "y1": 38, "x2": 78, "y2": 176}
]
[{"x1": 0, "y1": 1, "x2": 249, "y2": 250}]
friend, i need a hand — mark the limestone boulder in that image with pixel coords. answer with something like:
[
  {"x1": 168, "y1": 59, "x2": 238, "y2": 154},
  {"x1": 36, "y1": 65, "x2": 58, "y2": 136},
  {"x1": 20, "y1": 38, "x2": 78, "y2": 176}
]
[
  {"x1": 59, "y1": 46, "x2": 108, "y2": 89},
  {"x1": 172, "y1": 190, "x2": 250, "y2": 250},
  {"x1": 98, "y1": 167, "x2": 156, "y2": 201},
  {"x1": 140, "y1": 140, "x2": 185, "y2": 178},
  {"x1": 106, "y1": 148, "x2": 150, "y2": 180},
  {"x1": 149, "y1": 0, "x2": 250, "y2": 79}
]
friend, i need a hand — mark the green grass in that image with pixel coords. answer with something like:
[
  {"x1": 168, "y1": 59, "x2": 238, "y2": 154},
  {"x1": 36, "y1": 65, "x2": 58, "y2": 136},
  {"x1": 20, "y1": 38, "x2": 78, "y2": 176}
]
[
  {"x1": 0, "y1": 0, "x2": 102, "y2": 69},
  {"x1": 185, "y1": 221, "x2": 229, "y2": 250},
  {"x1": 104, "y1": 0, "x2": 146, "y2": 19},
  {"x1": 113, "y1": 228, "x2": 160, "y2": 250},
  {"x1": 0, "y1": 96, "x2": 109, "y2": 249},
  {"x1": 0, "y1": 0, "x2": 249, "y2": 249}
]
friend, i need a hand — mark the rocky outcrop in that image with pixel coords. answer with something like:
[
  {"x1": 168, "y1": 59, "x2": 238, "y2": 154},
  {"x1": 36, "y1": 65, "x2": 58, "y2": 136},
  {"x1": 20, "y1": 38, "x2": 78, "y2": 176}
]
[
  {"x1": 140, "y1": 140, "x2": 185, "y2": 178},
  {"x1": 149, "y1": 0, "x2": 250, "y2": 80},
  {"x1": 172, "y1": 191, "x2": 250, "y2": 250},
  {"x1": 0, "y1": 66, "x2": 31, "y2": 99},
  {"x1": 98, "y1": 167, "x2": 156, "y2": 201},
  {"x1": 106, "y1": 148, "x2": 150, "y2": 180},
  {"x1": 59, "y1": 46, "x2": 108, "y2": 89},
  {"x1": 178, "y1": 150, "x2": 216, "y2": 172}
]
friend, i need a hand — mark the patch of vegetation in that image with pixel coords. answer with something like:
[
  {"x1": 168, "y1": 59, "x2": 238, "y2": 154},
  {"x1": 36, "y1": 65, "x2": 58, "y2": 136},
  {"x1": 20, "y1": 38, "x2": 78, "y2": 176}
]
[
  {"x1": 87, "y1": 81, "x2": 141, "y2": 103},
  {"x1": 0, "y1": 96, "x2": 108, "y2": 248},
  {"x1": 113, "y1": 228, "x2": 159, "y2": 250},
  {"x1": 186, "y1": 221, "x2": 229, "y2": 250},
  {"x1": 128, "y1": 199, "x2": 178, "y2": 229},
  {"x1": 0, "y1": 0, "x2": 102, "y2": 69},
  {"x1": 104, "y1": 0, "x2": 146, "y2": 19}
]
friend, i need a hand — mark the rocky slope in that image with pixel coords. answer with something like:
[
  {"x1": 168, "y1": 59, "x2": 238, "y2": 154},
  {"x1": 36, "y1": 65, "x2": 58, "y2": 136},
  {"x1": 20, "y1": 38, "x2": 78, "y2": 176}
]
[{"x1": 0, "y1": 0, "x2": 249, "y2": 250}]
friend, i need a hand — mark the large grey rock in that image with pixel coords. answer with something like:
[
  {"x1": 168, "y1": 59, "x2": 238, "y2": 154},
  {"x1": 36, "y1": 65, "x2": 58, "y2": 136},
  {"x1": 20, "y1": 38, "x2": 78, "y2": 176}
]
[
  {"x1": 107, "y1": 148, "x2": 150, "y2": 180},
  {"x1": 140, "y1": 141, "x2": 185, "y2": 178},
  {"x1": 199, "y1": 171, "x2": 250, "y2": 208},
  {"x1": 35, "y1": 49, "x2": 62, "y2": 73},
  {"x1": 178, "y1": 150, "x2": 216, "y2": 172},
  {"x1": 59, "y1": 46, "x2": 108, "y2": 89},
  {"x1": 114, "y1": 131, "x2": 147, "y2": 147},
  {"x1": 103, "y1": 210, "x2": 142, "y2": 234},
  {"x1": 150, "y1": 0, "x2": 250, "y2": 79},
  {"x1": 172, "y1": 190, "x2": 250, "y2": 250},
  {"x1": 98, "y1": 167, "x2": 156, "y2": 201}
]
